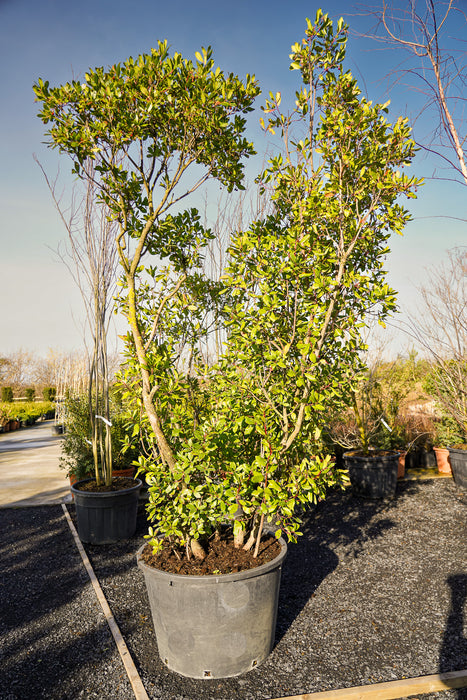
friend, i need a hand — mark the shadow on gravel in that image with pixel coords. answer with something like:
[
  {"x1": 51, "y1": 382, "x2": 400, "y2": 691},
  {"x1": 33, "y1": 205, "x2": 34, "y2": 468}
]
[
  {"x1": 0, "y1": 507, "x2": 125, "y2": 699},
  {"x1": 275, "y1": 479, "x2": 420, "y2": 645},
  {"x1": 439, "y1": 573, "x2": 467, "y2": 700}
]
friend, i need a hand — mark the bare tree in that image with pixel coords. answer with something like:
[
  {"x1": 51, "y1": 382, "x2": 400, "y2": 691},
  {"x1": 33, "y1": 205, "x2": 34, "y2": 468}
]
[
  {"x1": 362, "y1": 0, "x2": 467, "y2": 186},
  {"x1": 201, "y1": 184, "x2": 271, "y2": 363},
  {"x1": 409, "y1": 247, "x2": 467, "y2": 438},
  {"x1": 0, "y1": 349, "x2": 35, "y2": 394},
  {"x1": 35, "y1": 157, "x2": 119, "y2": 485}
]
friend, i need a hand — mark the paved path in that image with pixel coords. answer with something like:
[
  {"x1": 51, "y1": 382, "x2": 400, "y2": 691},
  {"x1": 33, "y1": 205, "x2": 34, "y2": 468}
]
[{"x1": 0, "y1": 420, "x2": 70, "y2": 507}]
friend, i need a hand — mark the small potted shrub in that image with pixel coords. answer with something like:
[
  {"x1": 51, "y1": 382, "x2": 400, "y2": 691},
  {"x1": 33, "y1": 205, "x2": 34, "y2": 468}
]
[
  {"x1": 432, "y1": 417, "x2": 459, "y2": 475},
  {"x1": 432, "y1": 415, "x2": 467, "y2": 485},
  {"x1": 61, "y1": 391, "x2": 142, "y2": 540},
  {"x1": 334, "y1": 394, "x2": 402, "y2": 499},
  {"x1": 415, "y1": 253, "x2": 467, "y2": 487}
]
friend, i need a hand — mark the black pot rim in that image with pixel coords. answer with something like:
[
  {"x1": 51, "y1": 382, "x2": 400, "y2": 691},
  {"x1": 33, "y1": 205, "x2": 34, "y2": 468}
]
[
  {"x1": 344, "y1": 449, "x2": 400, "y2": 461},
  {"x1": 137, "y1": 537, "x2": 287, "y2": 585},
  {"x1": 71, "y1": 476, "x2": 142, "y2": 497}
]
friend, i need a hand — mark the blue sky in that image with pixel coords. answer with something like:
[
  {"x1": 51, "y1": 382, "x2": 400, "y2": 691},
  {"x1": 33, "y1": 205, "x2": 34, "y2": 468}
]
[{"x1": 0, "y1": 0, "x2": 465, "y2": 357}]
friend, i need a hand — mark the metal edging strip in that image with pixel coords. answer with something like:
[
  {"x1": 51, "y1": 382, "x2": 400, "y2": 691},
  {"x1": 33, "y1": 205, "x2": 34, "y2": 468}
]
[{"x1": 61, "y1": 503, "x2": 149, "y2": 700}]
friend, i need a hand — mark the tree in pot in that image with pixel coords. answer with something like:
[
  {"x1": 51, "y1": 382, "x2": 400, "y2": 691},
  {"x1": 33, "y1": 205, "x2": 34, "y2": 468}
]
[
  {"x1": 34, "y1": 36, "x2": 263, "y2": 665},
  {"x1": 125, "y1": 10, "x2": 420, "y2": 676},
  {"x1": 34, "y1": 137, "x2": 142, "y2": 542},
  {"x1": 35, "y1": 11, "x2": 421, "y2": 677}
]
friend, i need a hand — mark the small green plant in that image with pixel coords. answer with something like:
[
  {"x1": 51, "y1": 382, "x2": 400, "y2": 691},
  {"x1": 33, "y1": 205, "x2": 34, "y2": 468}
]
[
  {"x1": 59, "y1": 391, "x2": 140, "y2": 480},
  {"x1": 432, "y1": 414, "x2": 464, "y2": 448},
  {"x1": 43, "y1": 387, "x2": 56, "y2": 401},
  {"x1": 1, "y1": 387, "x2": 13, "y2": 403}
]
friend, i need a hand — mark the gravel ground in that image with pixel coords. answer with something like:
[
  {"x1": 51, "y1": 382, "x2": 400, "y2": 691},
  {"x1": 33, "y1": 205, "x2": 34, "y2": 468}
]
[{"x1": 1, "y1": 478, "x2": 466, "y2": 700}]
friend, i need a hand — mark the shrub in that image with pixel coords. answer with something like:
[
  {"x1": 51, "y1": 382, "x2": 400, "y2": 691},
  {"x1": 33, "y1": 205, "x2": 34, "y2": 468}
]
[
  {"x1": 43, "y1": 387, "x2": 56, "y2": 401},
  {"x1": 1, "y1": 387, "x2": 13, "y2": 402}
]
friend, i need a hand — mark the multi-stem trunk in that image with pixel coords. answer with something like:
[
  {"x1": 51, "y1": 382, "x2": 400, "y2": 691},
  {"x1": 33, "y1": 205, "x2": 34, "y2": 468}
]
[{"x1": 126, "y1": 271, "x2": 177, "y2": 471}]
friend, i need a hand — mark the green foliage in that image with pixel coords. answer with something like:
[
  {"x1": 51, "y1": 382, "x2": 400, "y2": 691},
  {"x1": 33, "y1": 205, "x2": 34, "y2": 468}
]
[
  {"x1": 35, "y1": 14, "x2": 422, "y2": 556},
  {"x1": 35, "y1": 38, "x2": 260, "y2": 479},
  {"x1": 33, "y1": 42, "x2": 259, "y2": 211},
  {"x1": 43, "y1": 387, "x2": 56, "y2": 401},
  {"x1": 432, "y1": 414, "x2": 464, "y2": 448},
  {"x1": 59, "y1": 391, "x2": 140, "y2": 479},
  {"x1": 0, "y1": 401, "x2": 54, "y2": 423},
  {"x1": 25, "y1": 388, "x2": 35, "y2": 402},
  {"x1": 125, "y1": 12, "x2": 422, "y2": 555},
  {"x1": 329, "y1": 351, "x2": 432, "y2": 453},
  {"x1": 1, "y1": 387, "x2": 13, "y2": 402}
]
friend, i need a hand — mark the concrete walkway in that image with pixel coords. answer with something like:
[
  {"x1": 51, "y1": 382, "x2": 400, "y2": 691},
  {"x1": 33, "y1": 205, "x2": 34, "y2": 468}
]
[{"x1": 0, "y1": 420, "x2": 70, "y2": 507}]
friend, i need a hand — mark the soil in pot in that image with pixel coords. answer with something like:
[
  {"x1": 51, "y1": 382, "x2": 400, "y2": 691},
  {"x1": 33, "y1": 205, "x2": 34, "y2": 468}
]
[
  {"x1": 140, "y1": 532, "x2": 282, "y2": 576},
  {"x1": 73, "y1": 476, "x2": 136, "y2": 492}
]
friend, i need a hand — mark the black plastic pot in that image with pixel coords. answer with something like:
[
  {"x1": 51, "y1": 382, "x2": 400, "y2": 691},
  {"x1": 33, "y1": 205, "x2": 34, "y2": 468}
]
[
  {"x1": 71, "y1": 478, "x2": 141, "y2": 544},
  {"x1": 448, "y1": 447, "x2": 467, "y2": 488},
  {"x1": 405, "y1": 448, "x2": 437, "y2": 470},
  {"x1": 344, "y1": 450, "x2": 399, "y2": 499},
  {"x1": 137, "y1": 538, "x2": 287, "y2": 679}
]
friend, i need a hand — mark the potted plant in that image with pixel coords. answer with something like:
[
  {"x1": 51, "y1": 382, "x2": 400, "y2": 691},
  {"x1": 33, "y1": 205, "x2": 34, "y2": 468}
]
[
  {"x1": 328, "y1": 356, "x2": 405, "y2": 498},
  {"x1": 61, "y1": 390, "x2": 142, "y2": 528},
  {"x1": 341, "y1": 389, "x2": 402, "y2": 499},
  {"x1": 432, "y1": 417, "x2": 456, "y2": 475},
  {"x1": 35, "y1": 11, "x2": 420, "y2": 677}
]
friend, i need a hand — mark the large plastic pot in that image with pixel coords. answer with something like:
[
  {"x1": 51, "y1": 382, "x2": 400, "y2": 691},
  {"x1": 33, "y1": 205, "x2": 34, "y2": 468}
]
[
  {"x1": 137, "y1": 538, "x2": 287, "y2": 679},
  {"x1": 71, "y1": 477, "x2": 141, "y2": 544},
  {"x1": 448, "y1": 447, "x2": 467, "y2": 488},
  {"x1": 344, "y1": 450, "x2": 399, "y2": 499}
]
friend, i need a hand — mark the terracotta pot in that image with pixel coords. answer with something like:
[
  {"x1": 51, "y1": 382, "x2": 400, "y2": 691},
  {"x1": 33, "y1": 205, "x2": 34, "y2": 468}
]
[
  {"x1": 397, "y1": 451, "x2": 406, "y2": 479},
  {"x1": 433, "y1": 447, "x2": 452, "y2": 475},
  {"x1": 112, "y1": 467, "x2": 135, "y2": 478}
]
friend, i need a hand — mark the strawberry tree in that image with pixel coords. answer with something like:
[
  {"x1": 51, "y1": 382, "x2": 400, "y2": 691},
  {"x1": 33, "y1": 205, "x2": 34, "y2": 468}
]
[{"x1": 138, "y1": 11, "x2": 422, "y2": 559}]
